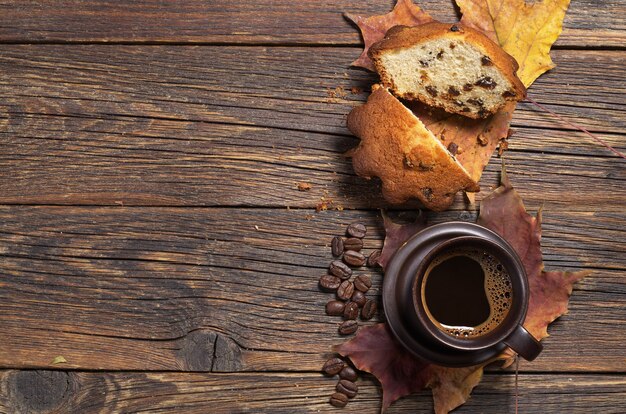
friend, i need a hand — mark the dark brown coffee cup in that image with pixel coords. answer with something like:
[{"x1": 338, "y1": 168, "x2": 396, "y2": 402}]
[{"x1": 383, "y1": 222, "x2": 542, "y2": 367}]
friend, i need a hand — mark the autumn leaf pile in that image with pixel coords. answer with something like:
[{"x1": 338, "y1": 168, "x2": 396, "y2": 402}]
[
  {"x1": 331, "y1": 1, "x2": 588, "y2": 412},
  {"x1": 346, "y1": 0, "x2": 570, "y2": 206}
]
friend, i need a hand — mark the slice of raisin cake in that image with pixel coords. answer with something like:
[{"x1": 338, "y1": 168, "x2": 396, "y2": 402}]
[
  {"x1": 347, "y1": 85, "x2": 479, "y2": 211},
  {"x1": 369, "y1": 23, "x2": 526, "y2": 119}
]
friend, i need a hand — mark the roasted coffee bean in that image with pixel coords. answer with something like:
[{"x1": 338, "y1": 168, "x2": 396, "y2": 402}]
[
  {"x1": 337, "y1": 379, "x2": 358, "y2": 398},
  {"x1": 343, "y1": 302, "x2": 359, "y2": 320},
  {"x1": 343, "y1": 237, "x2": 363, "y2": 252},
  {"x1": 346, "y1": 223, "x2": 367, "y2": 238},
  {"x1": 337, "y1": 280, "x2": 354, "y2": 301},
  {"x1": 319, "y1": 274, "x2": 341, "y2": 291},
  {"x1": 331, "y1": 236, "x2": 344, "y2": 257},
  {"x1": 353, "y1": 275, "x2": 372, "y2": 292},
  {"x1": 367, "y1": 249, "x2": 382, "y2": 267},
  {"x1": 351, "y1": 290, "x2": 366, "y2": 307},
  {"x1": 361, "y1": 299, "x2": 377, "y2": 320},
  {"x1": 339, "y1": 366, "x2": 358, "y2": 382},
  {"x1": 329, "y1": 260, "x2": 352, "y2": 280},
  {"x1": 330, "y1": 392, "x2": 349, "y2": 408},
  {"x1": 322, "y1": 357, "x2": 346, "y2": 375},
  {"x1": 326, "y1": 300, "x2": 345, "y2": 316},
  {"x1": 339, "y1": 319, "x2": 358, "y2": 335},
  {"x1": 343, "y1": 250, "x2": 366, "y2": 267}
]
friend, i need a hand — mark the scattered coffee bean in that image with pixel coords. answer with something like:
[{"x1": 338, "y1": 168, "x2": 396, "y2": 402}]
[
  {"x1": 361, "y1": 299, "x2": 377, "y2": 320},
  {"x1": 323, "y1": 357, "x2": 346, "y2": 375},
  {"x1": 330, "y1": 392, "x2": 349, "y2": 408},
  {"x1": 339, "y1": 366, "x2": 358, "y2": 382},
  {"x1": 339, "y1": 319, "x2": 358, "y2": 335},
  {"x1": 343, "y1": 250, "x2": 366, "y2": 267},
  {"x1": 343, "y1": 302, "x2": 359, "y2": 320},
  {"x1": 367, "y1": 249, "x2": 382, "y2": 267},
  {"x1": 337, "y1": 280, "x2": 354, "y2": 301},
  {"x1": 326, "y1": 300, "x2": 345, "y2": 316},
  {"x1": 351, "y1": 290, "x2": 366, "y2": 307},
  {"x1": 336, "y1": 379, "x2": 358, "y2": 398},
  {"x1": 331, "y1": 236, "x2": 344, "y2": 257},
  {"x1": 346, "y1": 223, "x2": 367, "y2": 238},
  {"x1": 329, "y1": 260, "x2": 352, "y2": 280},
  {"x1": 343, "y1": 237, "x2": 363, "y2": 252},
  {"x1": 319, "y1": 274, "x2": 341, "y2": 292},
  {"x1": 353, "y1": 275, "x2": 372, "y2": 292}
]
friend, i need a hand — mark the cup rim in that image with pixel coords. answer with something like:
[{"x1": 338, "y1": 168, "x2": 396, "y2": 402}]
[{"x1": 411, "y1": 235, "x2": 528, "y2": 351}]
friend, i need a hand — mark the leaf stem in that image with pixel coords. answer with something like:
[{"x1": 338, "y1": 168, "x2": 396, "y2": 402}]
[
  {"x1": 524, "y1": 95, "x2": 625, "y2": 159},
  {"x1": 515, "y1": 354, "x2": 519, "y2": 414}
]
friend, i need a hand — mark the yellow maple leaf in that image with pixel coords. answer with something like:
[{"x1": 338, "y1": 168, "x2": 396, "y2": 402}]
[{"x1": 456, "y1": 0, "x2": 570, "y2": 87}]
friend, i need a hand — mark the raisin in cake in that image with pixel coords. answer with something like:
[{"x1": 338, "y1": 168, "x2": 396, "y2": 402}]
[
  {"x1": 369, "y1": 23, "x2": 526, "y2": 119},
  {"x1": 347, "y1": 85, "x2": 479, "y2": 211}
]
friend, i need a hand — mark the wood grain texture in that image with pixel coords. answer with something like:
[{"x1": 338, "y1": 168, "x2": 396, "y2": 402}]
[
  {"x1": 0, "y1": 207, "x2": 623, "y2": 372},
  {"x1": 0, "y1": 46, "x2": 624, "y2": 209},
  {"x1": 0, "y1": 0, "x2": 623, "y2": 47},
  {"x1": 0, "y1": 3, "x2": 624, "y2": 411},
  {"x1": 0, "y1": 371, "x2": 624, "y2": 413}
]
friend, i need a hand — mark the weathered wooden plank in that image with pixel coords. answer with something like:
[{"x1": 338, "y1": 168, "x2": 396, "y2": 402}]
[
  {"x1": 1, "y1": 116, "x2": 623, "y2": 209},
  {"x1": 0, "y1": 371, "x2": 624, "y2": 413},
  {"x1": 0, "y1": 46, "x2": 623, "y2": 209},
  {"x1": 0, "y1": 47, "x2": 622, "y2": 135},
  {"x1": 0, "y1": 207, "x2": 623, "y2": 372},
  {"x1": 0, "y1": 0, "x2": 622, "y2": 47}
]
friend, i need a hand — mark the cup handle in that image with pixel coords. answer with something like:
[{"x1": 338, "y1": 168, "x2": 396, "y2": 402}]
[{"x1": 503, "y1": 325, "x2": 543, "y2": 361}]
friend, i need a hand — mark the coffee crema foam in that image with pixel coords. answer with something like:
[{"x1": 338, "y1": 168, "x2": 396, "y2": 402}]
[{"x1": 422, "y1": 248, "x2": 513, "y2": 338}]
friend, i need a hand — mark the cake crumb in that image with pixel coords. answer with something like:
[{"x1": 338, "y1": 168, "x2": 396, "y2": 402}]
[
  {"x1": 477, "y1": 133, "x2": 488, "y2": 146},
  {"x1": 297, "y1": 182, "x2": 312, "y2": 191},
  {"x1": 498, "y1": 138, "x2": 509, "y2": 156}
]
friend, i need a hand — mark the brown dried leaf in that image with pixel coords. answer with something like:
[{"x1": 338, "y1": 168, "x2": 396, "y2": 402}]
[
  {"x1": 409, "y1": 101, "x2": 515, "y2": 183},
  {"x1": 335, "y1": 323, "x2": 485, "y2": 413},
  {"x1": 345, "y1": 0, "x2": 433, "y2": 71},
  {"x1": 478, "y1": 164, "x2": 590, "y2": 363},
  {"x1": 478, "y1": 166, "x2": 543, "y2": 277},
  {"x1": 378, "y1": 210, "x2": 427, "y2": 270}
]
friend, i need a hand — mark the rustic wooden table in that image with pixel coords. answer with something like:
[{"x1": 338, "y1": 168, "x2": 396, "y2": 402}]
[{"x1": 0, "y1": 1, "x2": 624, "y2": 413}]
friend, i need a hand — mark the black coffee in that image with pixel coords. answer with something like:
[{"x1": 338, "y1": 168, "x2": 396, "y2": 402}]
[{"x1": 421, "y1": 248, "x2": 513, "y2": 338}]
